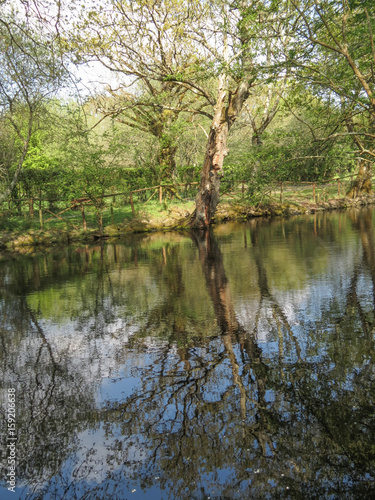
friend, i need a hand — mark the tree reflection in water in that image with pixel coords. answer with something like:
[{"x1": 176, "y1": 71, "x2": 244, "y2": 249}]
[{"x1": 0, "y1": 210, "x2": 374, "y2": 499}]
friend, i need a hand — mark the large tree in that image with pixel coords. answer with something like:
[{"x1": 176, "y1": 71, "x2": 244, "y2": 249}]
[
  {"x1": 190, "y1": 0, "x2": 293, "y2": 227},
  {"x1": 74, "y1": 0, "x2": 289, "y2": 227},
  {"x1": 286, "y1": 0, "x2": 375, "y2": 193},
  {"x1": 72, "y1": 0, "x2": 214, "y2": 180}
]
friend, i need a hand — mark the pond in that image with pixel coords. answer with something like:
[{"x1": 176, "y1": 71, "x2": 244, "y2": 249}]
[{"x1": 0, "y1": 207, "x2": 375, "y2": 499}]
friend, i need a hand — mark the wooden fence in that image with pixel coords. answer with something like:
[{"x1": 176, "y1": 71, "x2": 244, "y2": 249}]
[
  {"x1": 0, "y1": 174, "x2": 368, "y2": 231},
  {"x1": 0, "y1": 182, "x2": 199, "y2": 230},
  {"x1": 128, "y1": 182, "x2": 198, "y2": 215},
  {"x1": 223, "y1": 174, "x2": 359, "y2": 205}
]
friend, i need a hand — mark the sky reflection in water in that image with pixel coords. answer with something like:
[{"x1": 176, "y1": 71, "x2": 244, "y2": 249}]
[{"x1": 0, "y1": 207, "x2": 375, "y2": 499}]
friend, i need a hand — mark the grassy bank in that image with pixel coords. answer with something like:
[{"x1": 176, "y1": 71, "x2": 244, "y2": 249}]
[{"x1": 1, "y1": 192, "x2": 375, "y2": 253}]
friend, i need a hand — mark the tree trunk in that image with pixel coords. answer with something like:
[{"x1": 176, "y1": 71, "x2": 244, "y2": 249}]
[
  {"x1": 346, "y1": 159, "x2": 372, "y2": 198},
  {"x1": 39, "y1": 194, "x2": 43, "y2": 229},
  {"x1": 192, "y1": 80, "x2": 252, "y2": 228},
  {"x1": 29, "y1": 198, "x2": 34, "y2": 218},
  {"x1": 81, "y1": 205, "x2": 87, "y2": 230},
  {"x1": 252, "y1": 134, "x2": 263, "y2": 146},
  {"x1": 157, "y1": 142, "x2": 177, "y2": 180},
  {"x1": 194, "y1": 126, "x2": 227, "y2": 228},
  {"x1": 97, "y1": 211, "x2": 103, "y2": 234},
  {"x1": 0, "y1": 116, "x2": 33, "y2": 205}
]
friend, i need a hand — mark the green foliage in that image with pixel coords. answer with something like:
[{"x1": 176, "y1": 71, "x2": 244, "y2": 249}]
[
  {"x1": 1, "y1": 0, "x2": 374, "y2": 223},
  {"x1": 223, "y1": 79, "x2": 359, "y2": 203}
]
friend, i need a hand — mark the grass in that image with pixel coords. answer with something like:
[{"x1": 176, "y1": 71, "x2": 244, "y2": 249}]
[
  {"x1": 220, "y1": 177, "x2": 359, "y2": 206},
  {"x1": 0, "y1": 197, "x2": 195, "y2": 233},
  {"x1": 0, "y1": 175, "x2": 372, "y2": 237}
]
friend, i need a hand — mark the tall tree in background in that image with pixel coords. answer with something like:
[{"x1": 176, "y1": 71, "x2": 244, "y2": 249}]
[
  {"x1": 287, "y1": 0, "x2": 375, "y2": 195},
  {"x1": 73, "y1": 0, "x2": 214, "y2": 180},
  {"x1": 92, "y1": 82, "x2": 207, "y2": 180},
  {"x1": 0, "y1": 0, "x2": 67, "y2": 203}
]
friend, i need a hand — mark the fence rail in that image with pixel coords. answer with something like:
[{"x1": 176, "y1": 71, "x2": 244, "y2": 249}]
[
  {"x1": 0, "y1": 182, "x2": 199, "y2": 231},
  {"x1": 0, "y1": 174, "x2": 370, "y2": 232},
  {"x1": 223, "y1": 174, "x2": 360, "y2": 205}
]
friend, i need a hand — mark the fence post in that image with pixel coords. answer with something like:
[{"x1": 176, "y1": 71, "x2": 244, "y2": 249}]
[
  {"x1": 338, "y1": 179, "x2": 340, "y2": 197},
  {"x1": 313, "y1": 182, "x2": 316, "y2": 203},
  {"x1": 111, "y1": 205, "x2": 114, "y2": 225},
  {"x1": 38, "y1": 196, "x2": 43, "y2": 228},
  {"x1": 159, "y1": 185, "x2": 163, "y2": 204},
  {"x1": 97, "y1": 211, "x2": 103, "y2": 235},
  {"x1": 130, "y1": 192, "x2": 135, "y2": 215},
  {"x1": 81, "y1": 205, "x2": 87, "y2": 230},
  {"x1": 29, "y1": 198, "x2": 34, "y2": 218},
  {"x1": 280, "y1": 182, "x2": 283, "y2": 203}
]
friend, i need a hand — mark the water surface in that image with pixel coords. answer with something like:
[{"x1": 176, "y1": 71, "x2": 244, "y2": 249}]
[{"x1": 0, "y1": 208, "x2": 375, "y2": 499}]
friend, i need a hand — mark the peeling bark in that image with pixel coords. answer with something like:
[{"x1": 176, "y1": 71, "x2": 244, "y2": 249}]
[{"x1": 192, "y1": 80, "x2": 252, "y2": 228}]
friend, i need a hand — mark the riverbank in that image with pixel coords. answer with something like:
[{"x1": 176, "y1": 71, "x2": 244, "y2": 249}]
[{"x1": 1, "y1": 193, "x2": 375, "y2": 253}]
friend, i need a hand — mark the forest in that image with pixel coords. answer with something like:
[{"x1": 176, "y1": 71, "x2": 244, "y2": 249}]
[{"x1": 1, "y1": 0, "x2": 374, "y2": 233}]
